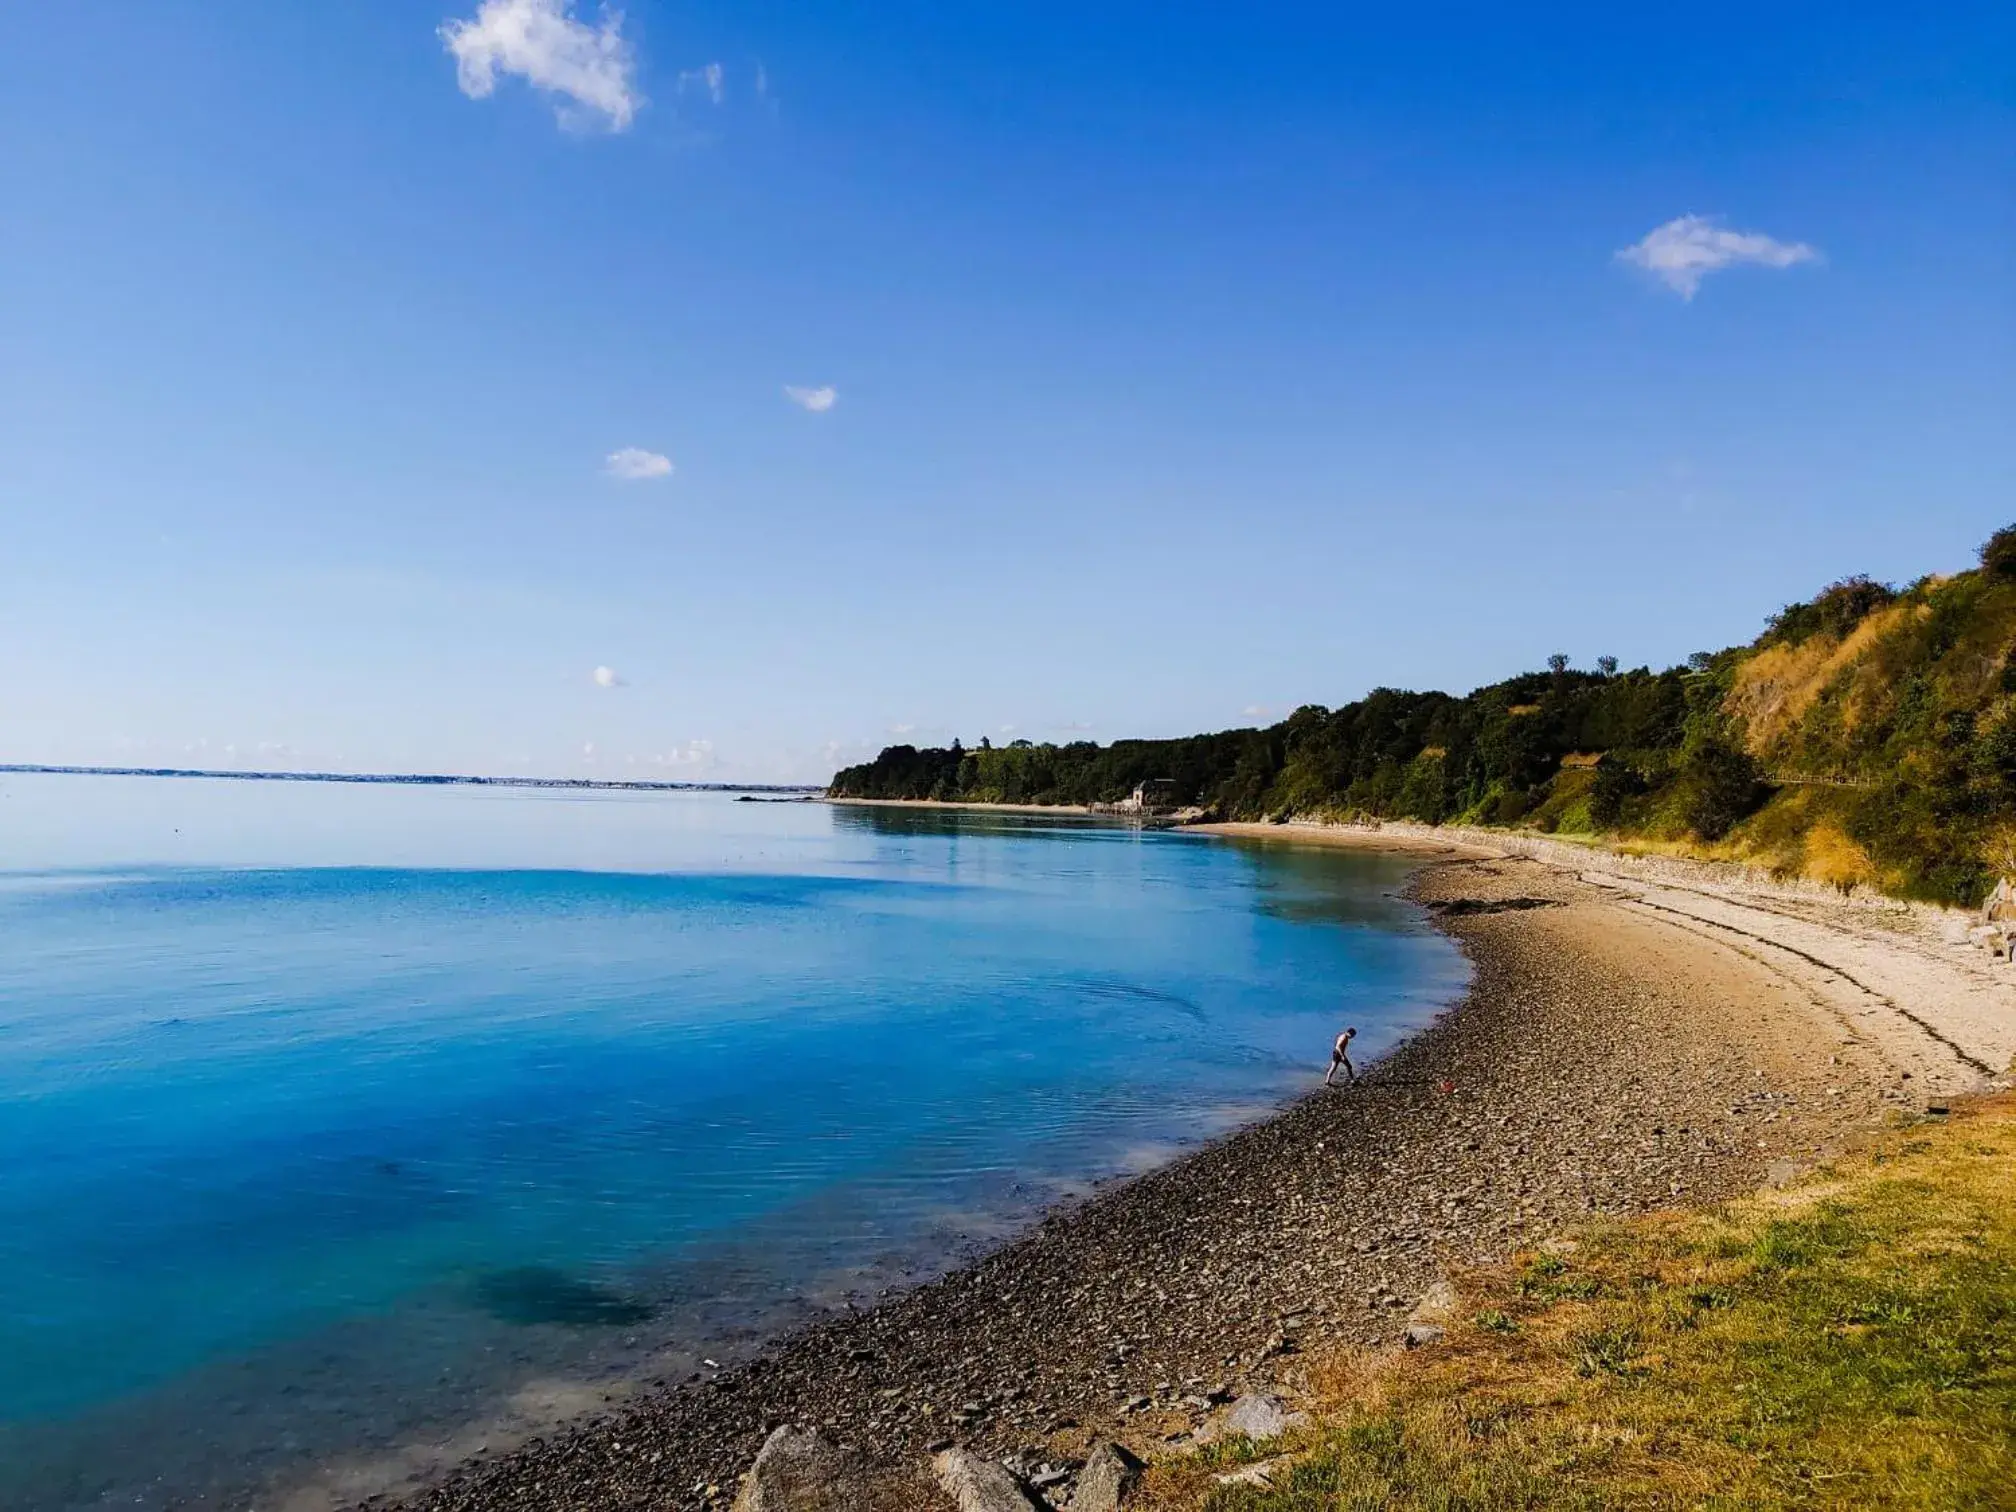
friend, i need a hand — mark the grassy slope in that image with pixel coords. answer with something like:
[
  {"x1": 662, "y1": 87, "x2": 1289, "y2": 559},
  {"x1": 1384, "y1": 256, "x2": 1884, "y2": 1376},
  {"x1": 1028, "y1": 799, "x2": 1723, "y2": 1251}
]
[
  {"x1": 1137, "y1": 1096, "x2": 2016, "y2": 1511},
  {"x1": 1700, "y1": 566, "x2": 2016, "y2": 902}
]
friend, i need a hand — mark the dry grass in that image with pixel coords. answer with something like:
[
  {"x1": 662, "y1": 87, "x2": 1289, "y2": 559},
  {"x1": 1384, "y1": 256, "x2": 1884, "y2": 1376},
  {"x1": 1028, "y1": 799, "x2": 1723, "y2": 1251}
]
[
  {"x1": 1800, "y1": 824, "x2": 1881, "y2": 894},
  {"x1": 1727, "y1": 604, "x2": 1927, "y2": 754},
  {"x1": 1130, "y1": 1095, "x2": 2016, "y2": 1511}
]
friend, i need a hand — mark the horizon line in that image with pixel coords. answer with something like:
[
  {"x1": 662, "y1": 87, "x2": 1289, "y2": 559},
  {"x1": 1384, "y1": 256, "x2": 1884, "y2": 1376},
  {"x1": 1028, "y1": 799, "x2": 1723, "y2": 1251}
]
[{"x1": 0, "y1": 763, "x2": 824, "y2": 794}]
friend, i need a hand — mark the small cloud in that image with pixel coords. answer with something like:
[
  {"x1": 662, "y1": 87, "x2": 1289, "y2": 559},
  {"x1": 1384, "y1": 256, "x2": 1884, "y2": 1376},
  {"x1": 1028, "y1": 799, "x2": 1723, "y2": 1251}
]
[
  {"x1": 649, "y1": 739, "x2": 716, "y2": 768},
  {"x1": 888, "y1": 722, "x2": 917, "y2": 736},
  {"x1": 784, "y1": 384, "x2": 838, "y2": 413},
  {"x1": 440, "y1": 0, "x2": 642, "y2": 133},
  {"x1": 582, "y1": 740, "x2": 597, "y2": 759},
  {"x1": 678, "y1": 61, "x2": 725, "y2": 104},
  {"x1": 605, "y1": 446, "x2": 673, "y2": 480},
  {"x1": 1242, "y1": 704, "x2": 1276, "y2": 720},
  {"x1": 1616, "y1": 214, "x2": 1820, "y2": 300},
  {"x1": 754, "y1": 61, "x2": 769, "y2": 98},
  {"x1": 592, "y1": 665, "x2": 623, "y2": 688}
]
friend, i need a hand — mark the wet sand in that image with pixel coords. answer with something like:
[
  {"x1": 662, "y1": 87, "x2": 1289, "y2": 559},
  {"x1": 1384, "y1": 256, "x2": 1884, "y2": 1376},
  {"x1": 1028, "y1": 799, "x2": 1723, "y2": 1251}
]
[{"x1": 383, "y1": 839, "x2": 2001, "y2": 1512}]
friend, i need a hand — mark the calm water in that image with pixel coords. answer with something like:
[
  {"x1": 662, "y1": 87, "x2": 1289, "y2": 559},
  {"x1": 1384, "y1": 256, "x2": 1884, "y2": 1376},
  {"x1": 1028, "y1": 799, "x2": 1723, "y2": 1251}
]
[{"x1": 0, "y1": 775, "x2": 1465, "y2": 1511}]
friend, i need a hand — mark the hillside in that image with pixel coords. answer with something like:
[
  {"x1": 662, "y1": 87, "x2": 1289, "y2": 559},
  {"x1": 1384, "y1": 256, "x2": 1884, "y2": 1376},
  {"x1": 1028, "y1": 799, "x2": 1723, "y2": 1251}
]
[{"x1": 829, "y1": 528, "x2": 2016, "y2": 906}]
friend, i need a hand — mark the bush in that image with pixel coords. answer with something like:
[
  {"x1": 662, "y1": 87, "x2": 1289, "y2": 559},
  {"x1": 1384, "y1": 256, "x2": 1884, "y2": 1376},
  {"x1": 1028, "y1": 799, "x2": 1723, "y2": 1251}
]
[
  {"x1": 1981, "y1": 524, "x2": 2016, "y2": 578},
  {"x1": 1764, "y1": 575, "x2": 1898, "y2": 647},
  {"x1": 1678, "y1": 740, "x2": 1766, "y2": 840},
  {"x1": 1587, "y1": 762, "x2": 1642, "y2": 830}
]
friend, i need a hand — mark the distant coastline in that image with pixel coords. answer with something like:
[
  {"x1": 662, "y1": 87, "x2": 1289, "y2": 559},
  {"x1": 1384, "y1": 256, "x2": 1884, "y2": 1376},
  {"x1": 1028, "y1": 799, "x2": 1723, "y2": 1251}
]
[
  {"x1": 0, "y1": 764, "x2": 821, "y2": 795},
  {"x1": 823, "y1": 795, "x2": 1094, "y2": 815}
]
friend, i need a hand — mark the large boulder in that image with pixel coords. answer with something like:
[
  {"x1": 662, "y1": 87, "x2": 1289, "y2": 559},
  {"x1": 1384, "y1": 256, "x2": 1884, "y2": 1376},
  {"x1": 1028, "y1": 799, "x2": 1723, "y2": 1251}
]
[
  {"x1": 732, "y1": 1426, "x2": 863, "y2": 1512},
  {"x1": 931, "y1": 1447, "x2": 1044, "y2": 1512},
  {"x1": 1071, "y1": 1441, "x2": 1144, "y2": 1512}
]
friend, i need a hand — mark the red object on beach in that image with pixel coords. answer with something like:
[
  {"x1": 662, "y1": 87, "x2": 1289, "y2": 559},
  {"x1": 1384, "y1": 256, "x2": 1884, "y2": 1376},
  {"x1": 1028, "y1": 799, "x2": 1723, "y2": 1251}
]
[{"x1": 1435, "y1": 1079, "x2": 1455, "y2": 1096}]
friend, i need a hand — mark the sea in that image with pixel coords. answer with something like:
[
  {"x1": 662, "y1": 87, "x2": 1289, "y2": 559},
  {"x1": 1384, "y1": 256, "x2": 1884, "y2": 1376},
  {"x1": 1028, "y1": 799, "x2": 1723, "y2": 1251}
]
[{"x1": 0, "y1": 773, "x2": 1467, "y2": 1510}]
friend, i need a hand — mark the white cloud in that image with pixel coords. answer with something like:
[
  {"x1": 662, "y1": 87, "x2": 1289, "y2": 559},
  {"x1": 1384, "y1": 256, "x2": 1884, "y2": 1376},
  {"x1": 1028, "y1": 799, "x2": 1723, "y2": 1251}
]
[
  {"x1": 592, "y1": 665, "x2": 623, "y2": 688},
  {"x1": 440, "y1": 0, "x2": 642, "y2": 133},
  {"x1": 678, "y1": 60, "x2": 725, "y2": 104},
  {"x1": 784, "y1": 384, "x2": 838, "y2": 413},
  {"x1": 649, "y1": 739, "x2": 716, "y2": 768},
  {"x1": 605, "y1": 446, "x2": 673, "y2": 480},
  {"x1": 1616, "y1": 214, "x2": 1820, "y2": 300},
  {"x1": 888, "y1": 722, "x2": 917, "y2": 736}
]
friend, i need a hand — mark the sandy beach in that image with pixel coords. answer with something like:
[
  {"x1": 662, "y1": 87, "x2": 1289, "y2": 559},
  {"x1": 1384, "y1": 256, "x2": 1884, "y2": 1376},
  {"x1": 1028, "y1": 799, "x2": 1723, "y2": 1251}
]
[{"x1": 380, "y1": 827, "x2": 2009, "y2": 1512}]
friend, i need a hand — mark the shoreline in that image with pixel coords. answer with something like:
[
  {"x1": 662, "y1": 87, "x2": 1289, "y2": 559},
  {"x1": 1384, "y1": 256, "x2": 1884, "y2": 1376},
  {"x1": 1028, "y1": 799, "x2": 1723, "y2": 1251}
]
[
  {"x1": 1180, "y1": 819, "x2": 1500, "y2": 858},
  {"x1": 824, "y1": 796, "x2": 1098, "y2": 815},
  {"x1": 384, "y1": 829, "x2": 2005, "y2": 1511}
]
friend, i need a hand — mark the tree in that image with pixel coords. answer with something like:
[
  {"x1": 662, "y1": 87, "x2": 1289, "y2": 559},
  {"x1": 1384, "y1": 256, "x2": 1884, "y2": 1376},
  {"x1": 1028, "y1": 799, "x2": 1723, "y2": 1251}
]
[
  {"x1": 1596, "y1": 655, "x2": 1618, "y2": 678},
  {"x1": 1982, "y1": 525, "x2": 2016, "y2": 579},
  {"x1": 1588, "y1": 761, "x2": 1639, "y2": 828},
  {"x1": 1547, "y1": 653, "x2": 1570, "y2": 676},
  {"x1": 1678, "y1": 739, "x2": 1765, "y2": 840}
]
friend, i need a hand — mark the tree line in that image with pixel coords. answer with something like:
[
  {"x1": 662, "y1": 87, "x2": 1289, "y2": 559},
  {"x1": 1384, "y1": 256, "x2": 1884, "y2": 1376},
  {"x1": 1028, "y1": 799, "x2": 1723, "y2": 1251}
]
[{"x1": 831, "y1": 527, "x2": 2016, "y2": 906}]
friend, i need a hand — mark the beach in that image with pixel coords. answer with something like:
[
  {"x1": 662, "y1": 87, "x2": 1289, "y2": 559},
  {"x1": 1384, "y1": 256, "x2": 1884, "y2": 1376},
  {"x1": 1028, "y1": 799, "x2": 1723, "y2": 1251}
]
[{"x1": 388, "y1": 828, "x2": 2009, "y2": 1512}]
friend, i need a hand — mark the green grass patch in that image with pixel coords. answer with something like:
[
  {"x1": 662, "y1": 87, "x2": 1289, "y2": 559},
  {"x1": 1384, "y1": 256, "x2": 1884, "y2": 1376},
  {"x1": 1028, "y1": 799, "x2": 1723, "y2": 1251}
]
[{"x1": 1134, "y1": 1095, "x2": 2016, "y2": 1510}]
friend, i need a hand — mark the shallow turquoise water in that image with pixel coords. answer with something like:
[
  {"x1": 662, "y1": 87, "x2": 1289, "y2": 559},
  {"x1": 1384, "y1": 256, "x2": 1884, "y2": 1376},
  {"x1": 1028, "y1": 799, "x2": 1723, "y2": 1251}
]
[{"x1": 0, "y1": 775, "x2": 1464, "y2": 1510}]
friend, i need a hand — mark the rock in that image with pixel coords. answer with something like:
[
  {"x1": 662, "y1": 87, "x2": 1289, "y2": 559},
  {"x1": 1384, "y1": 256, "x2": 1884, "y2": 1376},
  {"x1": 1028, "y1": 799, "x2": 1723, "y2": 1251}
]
[
  {"x1": 1402, "y1": 1323, "x2": 1445, "y2": 1349},
  {"x1": 1214, "y1": 1458, "x2": 1285, "y2": 1488},
  {"x1": 1072, "y1": 1442, "x2": 1143, "y2": 1512},
  {"x1": 1407, "y1": 1280, "x2": 1458, "y2": 1325},
  {"x1": 932, "y1": 1447, "x2": 1044, "y2": 1512},
  {"x1": 732, "y1": 1426, "x2": 862, "y2": 1512},
  {"x1": 1197, "y1": 1393, "x2": 1307, "y2": 1444}
]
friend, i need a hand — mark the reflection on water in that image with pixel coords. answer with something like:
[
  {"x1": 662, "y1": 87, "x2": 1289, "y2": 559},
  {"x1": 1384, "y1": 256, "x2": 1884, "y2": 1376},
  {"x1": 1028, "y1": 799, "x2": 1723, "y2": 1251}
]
[{"x1": 0, "y1": 778, "x2": 1466, "y2": 1511}]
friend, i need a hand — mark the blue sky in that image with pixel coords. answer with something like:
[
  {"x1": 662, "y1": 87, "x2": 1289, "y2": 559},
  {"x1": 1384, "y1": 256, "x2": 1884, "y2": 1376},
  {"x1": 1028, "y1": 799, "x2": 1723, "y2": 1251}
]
[{"x1": 2, "y1": 2, "x2": 2010, "y2": 782}]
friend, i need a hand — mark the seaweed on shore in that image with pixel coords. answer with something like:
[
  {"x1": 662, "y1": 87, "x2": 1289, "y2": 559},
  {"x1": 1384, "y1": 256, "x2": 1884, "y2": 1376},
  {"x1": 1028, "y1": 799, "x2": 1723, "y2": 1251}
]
[{"x1": 1420, "y1": 896, "x2": 1562, "y2": 917}]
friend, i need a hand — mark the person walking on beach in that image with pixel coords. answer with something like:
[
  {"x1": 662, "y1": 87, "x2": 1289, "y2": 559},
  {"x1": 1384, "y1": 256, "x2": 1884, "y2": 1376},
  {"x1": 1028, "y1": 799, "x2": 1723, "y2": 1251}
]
[{"x1": 1326, "y1": 1026, "x2": 1357, "y2": 1087}]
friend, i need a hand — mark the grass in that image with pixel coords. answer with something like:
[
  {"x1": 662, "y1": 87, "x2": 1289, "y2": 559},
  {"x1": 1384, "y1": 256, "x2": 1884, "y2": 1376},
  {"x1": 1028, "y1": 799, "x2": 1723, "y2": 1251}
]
[{"x1": 1132, "y1": 1095, "x2": 2016, "y2": 1510}]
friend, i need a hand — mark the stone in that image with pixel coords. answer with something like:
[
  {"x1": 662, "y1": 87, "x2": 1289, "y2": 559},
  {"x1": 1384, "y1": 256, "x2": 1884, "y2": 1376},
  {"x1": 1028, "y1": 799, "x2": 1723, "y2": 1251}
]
[
  {"x1": 1402, "y1": 1323, "x2": 1445, "y2": 1349},
  {"x1": 1407, "y1": 1280, "x2": 1458, "y2": 1325},
  {"x1": 932, "y1": 1447, "x2": 1044, "y2": 1512},
  {"x1": 732, "y1": 1426, "x2": 862, "y2": 1512},
  {"x1": 1197, "y1": 1393, "x2": 1307, "y2": 1444},
  {"x1": 1214, "y1": 1458, "x2": 1284, "y2": 1488},
  {"x1": 1072, "y1": 1441, "x2": 1144, "y2": 1512}
]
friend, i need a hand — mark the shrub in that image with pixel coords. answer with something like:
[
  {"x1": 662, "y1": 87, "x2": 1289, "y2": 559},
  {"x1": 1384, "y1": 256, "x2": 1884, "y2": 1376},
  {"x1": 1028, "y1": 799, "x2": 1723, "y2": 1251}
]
[
  {"x1": 1981, "y1": 524, "x2": 2016, "y2": 578},
  {"x1": 1764, "y1": 575, "x2": 1899, "y2": 647},
  {"x1": 1677, "y1": 739, "x2": 1766, "y2": 841},
  {"x1": 1587, "y1": 762, "x2": 1642, "y2": 830}
]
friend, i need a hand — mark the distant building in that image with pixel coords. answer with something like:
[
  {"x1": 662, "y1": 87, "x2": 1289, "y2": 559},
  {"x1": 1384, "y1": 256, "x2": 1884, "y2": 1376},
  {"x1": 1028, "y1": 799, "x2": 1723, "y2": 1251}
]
[{"x1": 1117, "y1": 778, "x2": 1179, "y2": 814}]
